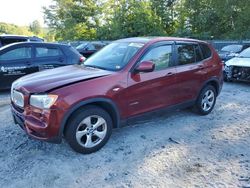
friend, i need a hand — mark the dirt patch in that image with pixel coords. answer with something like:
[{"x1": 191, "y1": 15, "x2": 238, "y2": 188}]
[{"x1": 0, "y1": 82, "x2": 250, "y2": 188}]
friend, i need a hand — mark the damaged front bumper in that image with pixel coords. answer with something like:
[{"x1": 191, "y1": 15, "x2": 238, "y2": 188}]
[{"x1": 224, "y1": 65, "x2": 250, "y2": 82}]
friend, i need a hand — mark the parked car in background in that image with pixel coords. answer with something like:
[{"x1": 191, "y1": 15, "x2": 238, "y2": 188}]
[
  {"x1": 0, "y1": 34, "x2": 43, "y2": 47},
  {"x1": 218, "y1": 44, "x2": 250, "y2": 63},
  {"x1": 11, "y1": 37, "x2": 223, "y2": 154},
  {"x1": 76, "y1": 41, "x2": 106, "y2": 58},
  {"x1": 224, "y1": 47, "x2": 250, "y2": 82},
  {"x1": 0, "y1": 42, "x2": 84, "y2": 89}
]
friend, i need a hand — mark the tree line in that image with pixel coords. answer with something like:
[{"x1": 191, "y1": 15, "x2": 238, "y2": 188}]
[
  {"x1": 0, "y1": 21, "x2": 54, "y2": 41},
  {"x1": 43, "y1": 0, "x2": 250, "y2": 41},
  {"x1": 2, "y1": 0, "x2": 250, "y2": 42}
]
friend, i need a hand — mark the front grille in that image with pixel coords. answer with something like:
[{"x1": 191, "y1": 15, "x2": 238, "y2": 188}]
[{"x1": 11, "y1": 90, "x2": 24, "y2": 108}]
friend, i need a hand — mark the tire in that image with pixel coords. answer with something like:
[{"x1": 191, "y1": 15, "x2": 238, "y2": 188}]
[
  {"x1": 65, "y1": 105, "x2": 113, "y2": 154},
  {"x1": 195, "y1": 85, "x2": 217, "y2": 115}
]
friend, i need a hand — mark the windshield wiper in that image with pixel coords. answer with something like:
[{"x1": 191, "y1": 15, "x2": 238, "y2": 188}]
[{"x1": 84, "y1": 65, "x2": 108, "y2": 70}]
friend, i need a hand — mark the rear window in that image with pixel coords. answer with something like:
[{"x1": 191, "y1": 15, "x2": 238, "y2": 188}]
[
  {"x1": 68, "y1": 46, "x2": 81, "y2": 56},
  {"x1": 200, "y1": 43, "x2": 212, "y2": 59}
]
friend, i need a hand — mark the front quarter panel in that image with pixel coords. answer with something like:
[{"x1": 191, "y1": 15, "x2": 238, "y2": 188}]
[{"x1": 51, "y1": 72, "x2": 128, "y2": 121}]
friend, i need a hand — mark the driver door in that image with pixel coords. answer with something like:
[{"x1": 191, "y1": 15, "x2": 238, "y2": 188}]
[
  {"x1": 126, "y1": 43, "x2": 177, "y2": 117},
  {"x1": 0, "y1": 45, "x2": 33, "y2": 89}
]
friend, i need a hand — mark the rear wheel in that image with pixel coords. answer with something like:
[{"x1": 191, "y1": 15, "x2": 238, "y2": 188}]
[
  {"x1": 195, "y1": 85, "x2": 217, "y2": 115},
  {"x1": 65, "y1": 105, "x2": 112, "y2": 154}
]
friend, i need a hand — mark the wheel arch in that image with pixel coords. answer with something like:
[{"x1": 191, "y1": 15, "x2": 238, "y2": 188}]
[
  {"x1": 199, "y1": 77, "x2": 221, "y2": 97},
  {"x1": 59, "y1": 98, "x2": 121, "y2": 138}
]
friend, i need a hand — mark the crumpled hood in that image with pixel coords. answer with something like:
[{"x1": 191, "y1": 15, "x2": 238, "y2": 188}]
[
  {"x1": 13, "y1": 65, "x2": 113, "y2": 93},
  {"x1": 225, "y1": 57, "x2": 250, "y2": 67}
]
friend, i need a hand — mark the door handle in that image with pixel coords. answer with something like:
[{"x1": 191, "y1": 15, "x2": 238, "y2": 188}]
[
  {"x1": 198, "y1": 65, "x2": 204, "y2": 69},
  {"x1": 166, "y1": 72, "x2": 174, "y2": 76}
]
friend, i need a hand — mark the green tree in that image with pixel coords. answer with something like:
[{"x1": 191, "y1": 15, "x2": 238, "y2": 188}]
[
  {"x1": 43, "y1": 0, "x2": 100, "y2": 41},
  {"x1": 178, "y1": 0, "x2": 250, "y2": 39},
  {"x1": 97, "y1": 0, "x2": 166, "y2": 40},
  {"x1": 29, "y1": 20, "x2": 42, "y2": 35},
  {"x1": 43, "y1": 0, "x2": 250, "y2": 40},
  {"x1": 0, "y1": 22, "x2": 34, "y2": 36},
  {"x1": 151, "y1": 0, "x2": 177, "y2": 35}
]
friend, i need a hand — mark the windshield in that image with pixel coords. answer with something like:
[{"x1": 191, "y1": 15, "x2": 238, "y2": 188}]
[
  {"x1": 239, "y1": 48, "x2": 250, "y2": 58},
  {"x1": 84, "y1": 42, "x2": 145, "y2": 71},
  {"x1": 76, "y1": 42, "x2": 89, "y2": 50},
  {"x1": 221, "y1": 45, "x2": 243, "y2": 53}
]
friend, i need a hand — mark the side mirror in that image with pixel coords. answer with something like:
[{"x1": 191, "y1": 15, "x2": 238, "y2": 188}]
[{"x1": 135, "y1": 61, "x2": 155, "y2": 73}]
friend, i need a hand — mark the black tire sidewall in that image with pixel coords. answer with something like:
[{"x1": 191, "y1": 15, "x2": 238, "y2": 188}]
[
  {"x1": 196, "y1": 85, "x2": 217, "y2": 115},
  {"x1": 65, "y1": 105, "x2": 113, "y2": 154}
]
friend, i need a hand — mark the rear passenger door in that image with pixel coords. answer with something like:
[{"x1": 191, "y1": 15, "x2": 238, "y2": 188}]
[
  {"x1": 174, "y1": 42, "x2": 207, "y2": 103},
  {"x1": 32, "y1": 45, "x2": 67, "y2": 72}
]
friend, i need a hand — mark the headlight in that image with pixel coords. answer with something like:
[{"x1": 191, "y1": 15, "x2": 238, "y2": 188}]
[
  {"x1": 30, "y1": 94, "x2": 58, "y2": 109},
  {"x1": 11, "y1": 90, "x2": 24, "y2": 108},
  {"x1": 224, "y1": 65, "x2": 229, "y2": 71}
]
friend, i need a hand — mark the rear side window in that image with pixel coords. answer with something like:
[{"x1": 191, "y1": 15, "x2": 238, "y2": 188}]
[
  {"x1": 35, "y1": 47, "x2": 62, "y2": 57},
  {"x1": 177, "y1": 44, "x2": 195, "y2": 65},
  {"x1": 0, "y1": 47, "x2": 31, "y2": 61},
  {"x1": 200, "y1": 43, "x2": 212, "y2": 59},
  {"x1": 68, "y1": 46, "x2": 80, "y2": 56},
  {"x1": 177, "y1": 43, "x2": 204, "y2": 65},
  {"x1": 194, "y1": 44, "x2": 203, "y2": 62}
]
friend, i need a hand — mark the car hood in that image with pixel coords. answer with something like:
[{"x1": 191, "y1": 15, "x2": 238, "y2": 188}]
[
  {"x1": 13, "y1": 65, "x2": 113, "y2": 93},
  {"x1": 218, "y1": 51, "x2": 229, "y2": 57},
  {"x1": 225, "y1": 57, "x2": 250, "y2": 67}
]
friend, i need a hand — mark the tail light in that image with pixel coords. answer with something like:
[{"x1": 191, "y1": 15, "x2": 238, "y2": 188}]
[{"x1": 80, "y1": 56, "x2": 86, "y2": 63}]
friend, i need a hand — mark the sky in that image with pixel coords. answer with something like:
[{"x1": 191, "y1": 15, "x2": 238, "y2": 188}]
[{"x1": 0, "y1": 0, "x2": 53, "y2": 26}]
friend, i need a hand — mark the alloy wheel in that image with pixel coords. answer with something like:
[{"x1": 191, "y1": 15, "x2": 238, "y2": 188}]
[
  {"x1": 201, "y1": 90, "x2": 215, "y2": 112},
  {"x1": 76, "y1": 115, "x2": 107, "y2": 148}
]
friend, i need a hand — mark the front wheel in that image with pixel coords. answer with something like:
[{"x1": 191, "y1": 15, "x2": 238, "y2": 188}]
[
  {"x1": 65, "y1": 105, "x2": 113, "y2": 154},
  {"x1": 195, "y1": 85, "x2": 217, "y2": 115}
]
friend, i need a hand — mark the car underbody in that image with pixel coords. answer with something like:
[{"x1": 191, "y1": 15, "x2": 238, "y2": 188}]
[{"x1": 225, "y1": 66, "x2": 250, "y2": 82}]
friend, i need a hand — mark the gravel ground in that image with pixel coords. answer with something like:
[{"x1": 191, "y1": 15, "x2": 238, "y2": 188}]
[{"x1": 0, "y1": 82, "x2": 249, "y2": 188}]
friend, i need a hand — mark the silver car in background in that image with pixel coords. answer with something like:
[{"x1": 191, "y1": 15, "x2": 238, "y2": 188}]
[{"x1": 224, "y1": 47, "x2": 250, "y2": 82}]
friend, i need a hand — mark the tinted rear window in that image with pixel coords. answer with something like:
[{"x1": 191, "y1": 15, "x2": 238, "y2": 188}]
[
  {"x1": 200, "y1": 43, "x2": 212, "y2": 59},
  {"x1": 68, "y1": 46, "x2": 81, "y2": 56},
  {"x1": 177, "y1": 44, "x2": 196, "y2": 65}
]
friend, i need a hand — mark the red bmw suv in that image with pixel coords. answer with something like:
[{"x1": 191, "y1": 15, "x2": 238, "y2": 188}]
[{"x1": 11, "y1": 37, "x2": 223, "y2": 154}]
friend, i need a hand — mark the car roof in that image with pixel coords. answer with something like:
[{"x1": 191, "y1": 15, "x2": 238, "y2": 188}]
[
  {"x1": 0, "y1": 34, "x2": 43, "y2": 41},
  {"x1": 0, "y1": 42, "x2": 71, "y2": 51},
  {"x1": 0, "y1": 34, "x2": 29, "y2": 39},
  {"x1": 115, "y1": 37, "x2": 206, "y2": 44}
]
